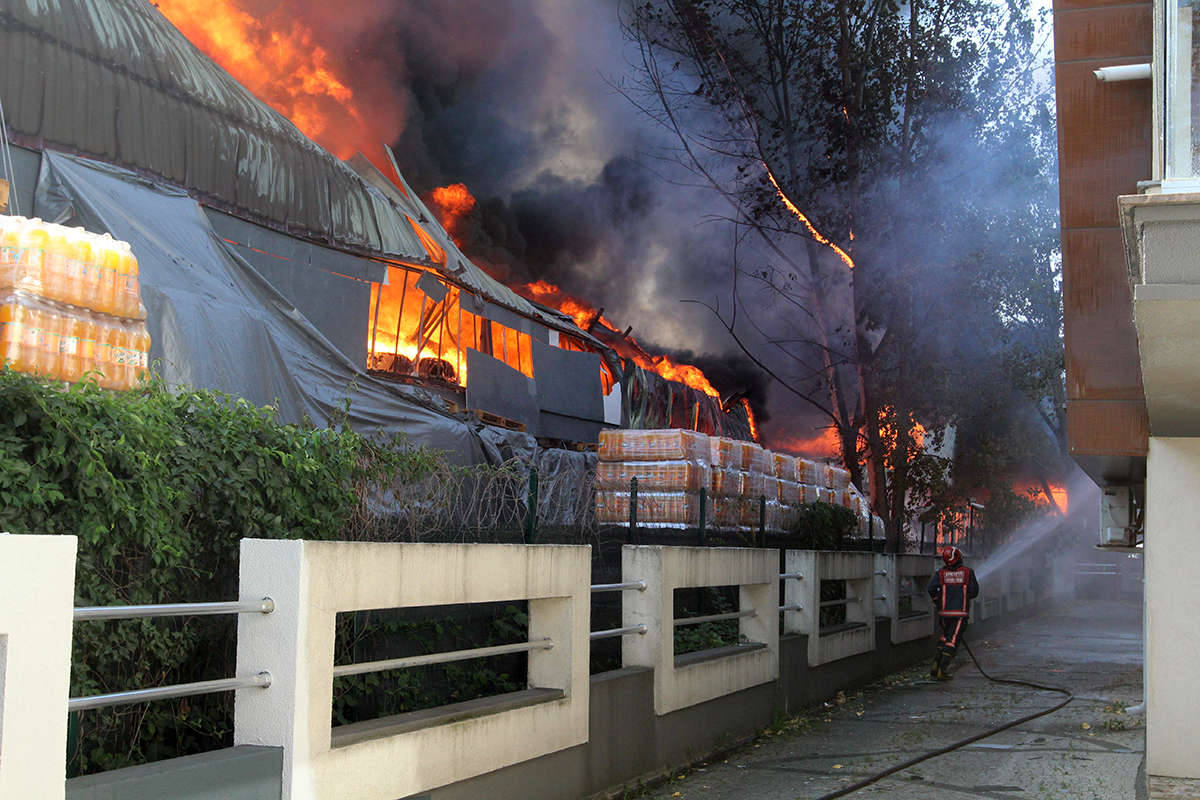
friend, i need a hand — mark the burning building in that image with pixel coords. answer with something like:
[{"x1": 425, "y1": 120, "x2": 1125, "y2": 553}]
[{"x1": 0, "y1": 0, "x2": 753, "y2": 460}]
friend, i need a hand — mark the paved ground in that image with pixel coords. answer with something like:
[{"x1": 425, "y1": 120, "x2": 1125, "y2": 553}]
[{"x1": 637, "y1": 598, "x2": 1144, "y2": 800}]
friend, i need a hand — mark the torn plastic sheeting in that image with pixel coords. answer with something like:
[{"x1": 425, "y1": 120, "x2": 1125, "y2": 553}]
[{"x1": 34, "y1": 150, "x2": 484, "y2": 465}]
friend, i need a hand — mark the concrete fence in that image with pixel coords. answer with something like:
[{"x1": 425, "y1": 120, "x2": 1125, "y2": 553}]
[{"x1": 0, "y1": 536, "x2": 1071, "y2": 800}]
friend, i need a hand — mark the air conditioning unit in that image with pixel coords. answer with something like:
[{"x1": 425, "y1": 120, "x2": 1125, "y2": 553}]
[{"x1": 1100, "y1": 486, "x2": 1134, "y2": 547}]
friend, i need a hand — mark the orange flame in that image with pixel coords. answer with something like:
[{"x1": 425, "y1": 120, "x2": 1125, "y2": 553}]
[
  {"x1": 518, "y1": 280, "x2": 600, "y2": 329},
  {"x1": 742, "y1": 398, "x2": 759, "y2": 442},
  {"x1": 428, "y1": 184, "x2": 477, "y2": 249},
  {"x1": 765, "y1": 171, "x2": 855, "y2": 271},
  {"x1": 769, "y1": 427, "x2": 841, "y2": 460},
  {"x1": 511, "y1": 280, "x2": 721, "y2": 398},
  {"x1": 156, "y1": 0, "x2": 401, "y2": 162}
]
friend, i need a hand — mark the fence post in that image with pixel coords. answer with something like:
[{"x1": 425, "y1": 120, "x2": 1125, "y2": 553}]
[
  {"x1": 629, "y1": 476, "x2": 638, "y2": 542},
  {"x1": 868, "y1": 512, "x2": 874, "y2": 552},
  {"x1": 524, "y1": 467, "x2": 539, "y2": 544},
  {"x1": 698, "y1": 486, "x2": 707, "y2": 546},
  {"x1": 0, "y1": 534, "x2": 78, "y2": 800},
  {"x1": 920, "y1": 520, "x2": 927, "y2": 554},
  {"x1": 757, "y1": 494, "x2": 767, "y2": 548}
]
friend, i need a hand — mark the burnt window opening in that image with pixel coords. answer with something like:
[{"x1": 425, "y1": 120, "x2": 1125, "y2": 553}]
[{"x1": 368, "y1": 266, "x2": 534, "y2": 383}]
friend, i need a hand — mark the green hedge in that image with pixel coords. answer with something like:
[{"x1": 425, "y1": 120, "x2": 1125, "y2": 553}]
[{"x1": 0, "y1": 368, "x2": 433, "y2": 772}]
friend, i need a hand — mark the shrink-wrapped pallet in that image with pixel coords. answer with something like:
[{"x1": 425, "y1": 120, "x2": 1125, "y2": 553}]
[
  {"x1": 829, "y1": 466, "x2": 851, "y2": 490},
  {"x1": 737, "y1": 498, "x2": 784, "y2": 532},
  {"x1": 762, "y1": 475, "x2": 780, "y2": 505},
  {"x1": 598, "y1": 429, "x2": 709, "y2": 462},
  {"x1": 708, "y1": 436, "x2": 738, "y2": 469},
  {"x1": 801, "y1": 484, "x2": 821, "y2": 505},
  {"x1": 817, "y1": 487, "x2": 835, "y2": 505},
  {"x1": 739, "y1": 441, "x2": 770, "y2": 472},
  {"x1": 783, "y1": 504, "x2": 802, "y2": 533},
  {"x1": 710, "y1": 466, "x2": 741, "y2": 497},
  {"x1": 596, "y1": 460, "x2": 711, "y2": 492},
  {"x1": 778, "y1": 480, "x2": 802, "y2": 506},
  {"x1": 595, "y1": 490, "x2": 701, "y2": 528},
  {"x1": 740, "y1": 470, "x2": 767, "y2": 499},
  {"x1": 773, "y1": 452, "x2": 797, "y2": 482},
  {"x1": 1, "y1": 290, "x2": 150, "y2": 390}
]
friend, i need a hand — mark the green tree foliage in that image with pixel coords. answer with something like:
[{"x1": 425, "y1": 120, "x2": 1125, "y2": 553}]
[{"x1": 0, "y1": 368, "x2": 435, "y2": 772}]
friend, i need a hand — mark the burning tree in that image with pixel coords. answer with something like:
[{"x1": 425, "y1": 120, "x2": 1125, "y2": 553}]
[{"x1": 619, "y1": 0, "x2": 1063, "y2": 548}]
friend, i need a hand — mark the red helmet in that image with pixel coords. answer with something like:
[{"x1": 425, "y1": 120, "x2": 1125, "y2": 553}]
[{"x1": 941, "y1": 546, "x2": 963, "y2": 568}]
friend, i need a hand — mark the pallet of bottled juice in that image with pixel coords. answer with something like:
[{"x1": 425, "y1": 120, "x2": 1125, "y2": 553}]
[
  {"x1": 0, "y1": 217, "x2": 149, "y2": 390},
  {"x1": 595, "y1": 428, "x2": 876, "y2": 533}
]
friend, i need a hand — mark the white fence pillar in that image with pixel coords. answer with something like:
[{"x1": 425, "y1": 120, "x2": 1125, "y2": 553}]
[
  {"x1": 784, "y1": 551, "x2": 875, "y2": 666},
  {"x1": 622, "y1": 545, "x2": 778, "y2": 715},
  {"x1": 235, "y1": 539, "x2": 590, "y2": 800},
  {"x1": 0, "y1": 534, "x2": 77, "y2": 800}
]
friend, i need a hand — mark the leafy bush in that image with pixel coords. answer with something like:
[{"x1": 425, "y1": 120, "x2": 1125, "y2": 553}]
[
  {"x1": 791, "y1": 501, "x2": 859, "y2": 550},
  {"x1": 0, "y1": 369, "x2": 434, "y2": 773}
]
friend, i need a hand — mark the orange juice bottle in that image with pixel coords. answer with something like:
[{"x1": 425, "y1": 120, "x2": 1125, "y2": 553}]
[
  {"x1": 93, "y1": 234, "x2": 119, "y2": 315},
  {"x1": 103, "y1": 319, "x2": 128, "y2": 390},
  {"x1": 131, "y1": 321, "x2": 150, "y2": 386},
  {"x1": 0, "y1": 295, "x2": 28, "y2": 372},
  {"x1": 83, "y1": 232, "x2": 104, "y2": 311},
  {"x1": 63, "y1": 228, "x2": 91, "y2": 308},
  {"x1": 36, "y1": 302, "x2": 62, "y2": 379},
  {"x1": 120, "y1": 241, "x2": 142, "y2": 319},
  {"x1": 15, "y1": 219, "x2": 49, "y2": 296},
  {"x1": 112, "y1": 240, "x2": 131, "y2": 318},
  {"x1": 79, "y1": 315, "x2": 98, "y2": 384},
  {"x1": 58, "y1": 308, "x2": 83, "y2": 384},
  {"x1": 44, "y1": 224, "x2": 71, "y2": 303},
  {"x1": 93, "y1": 317, "x2": 113, "y2": 388},
  {"x1": 0, "y1": 217, "x2": 22, "y2": 289}
]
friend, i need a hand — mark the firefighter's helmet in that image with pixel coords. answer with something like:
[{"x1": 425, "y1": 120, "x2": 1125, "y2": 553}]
[{"x1": 941, "y1": 546, "x2": 963, "y2": 568}]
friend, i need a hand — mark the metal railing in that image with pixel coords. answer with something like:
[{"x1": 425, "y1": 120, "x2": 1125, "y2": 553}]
[
  {"x1": 333, "y1": 639, "x2": 555, "y2": 678},
  {"x1": 70, "y1": 599, "x2": 276, "y2": 711},
  {"x1": 590, "y1": 624, "x2": 648, "y2": 641},
  {"x1": 673, "y1": 609, "x2": 756, "y2": 627},
  {"x1": 591, "y1": 581, "x2": 647, "y2": 593},
  {"x1": 75, "y1": 599, "x2": 275, "y2": 622},
  {"x1": 69, "y1": 674, "x2": 272, "y2": 712}
]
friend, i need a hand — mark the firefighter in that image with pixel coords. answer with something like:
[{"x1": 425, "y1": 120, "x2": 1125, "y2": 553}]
[{"x1": 927, "y1": 545, "x2": 979, "y2": 681}]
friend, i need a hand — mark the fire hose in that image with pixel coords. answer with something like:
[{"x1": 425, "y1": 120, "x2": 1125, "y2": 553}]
[{"x1": 809, "y1": 636, "x2": 1075, "y2": 800}]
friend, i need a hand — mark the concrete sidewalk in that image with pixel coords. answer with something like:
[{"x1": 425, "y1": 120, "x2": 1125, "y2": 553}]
[{"x1": 636, "y1": 599, "x2": 1144, "y2": 800}]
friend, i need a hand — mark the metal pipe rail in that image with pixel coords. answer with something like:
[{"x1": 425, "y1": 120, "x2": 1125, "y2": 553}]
[
  {"x1": 591, "y1": 581, "x2": 647, "y2": 593},
  {"x1": 590, "y1": 624, "x2": 648, "y2": 641},
  {"x1": 75, "y1": 599, "x2": 275, "y2": 622},
  {"x1": 779, "y1": 572, "x2": 804, "y2": 580},
  {"x1": 819, "y1": 597, "x2": 861, "y2": 607},
  {"x1": 332, "y1": 639, "x2": 554, "y2": 678},
  {"x1": 69, "y1": 673, "x2": 272, "y2": 712},
  {"x1": 673, "y1": 609, "x2": 756, "y2": 627},
  {"x1": 779, "y1": 603, "x2": 804, "y2": 613}
]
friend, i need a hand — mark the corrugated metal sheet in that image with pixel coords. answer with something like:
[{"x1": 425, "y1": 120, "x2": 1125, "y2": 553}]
[{"x1": 0, "y1": 0, "x2": 429, "y2": 261}]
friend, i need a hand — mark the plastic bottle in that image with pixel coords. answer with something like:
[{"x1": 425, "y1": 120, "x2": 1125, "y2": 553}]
[
  {"x1": 0, "y1": 295, "x2": 28, "y2": 372},
  {"x1": 59, "y1": 307, "x2": 83, "y2": 384},
  {"x1": 123, "y1": 242, "x2": 142, "y2": 320},
  {"x1": 93, "y1": 317, "x2": 114, "y2": 389},
  {"x1": 44, "y1": 224, "x2": 72, "y2": 303},
  {"x1": 94, "y1": 234, "x2": 119, "y2": 315},
  {"x1": 35, "y1": 302, "x2": 62, "y2": 379},
  {"x1": 15, "y1": 219, "x2": 48, "y2": 296},
  {"x1": 79, "y1": 315, "x2": 98, "y2": 384},
  {"x1": 0, "y1": 217, "x2": 22, "y2": 289},
  {"x1": 103, "y1": 318, "x2": 129, "y2": 390},
  {"x1": 64, "y1": 228, "x2": 92, "y2": 309},
  {"x1": 83, "y1": 232, "x2": 105, "y2": 312},
  {"x1": 131, "y1": 321, "x2": 151, "y2": 387},
  {"x1": 113, "y1": 240, "x2": 131, "y2": 318}
]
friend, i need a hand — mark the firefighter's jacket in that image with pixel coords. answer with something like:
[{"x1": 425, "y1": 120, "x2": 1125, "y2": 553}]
[{"x1": 927, "y1": 565, "x2": 979, "y2": 619}]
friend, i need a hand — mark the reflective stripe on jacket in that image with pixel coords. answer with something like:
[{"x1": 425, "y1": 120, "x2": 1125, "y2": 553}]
[{"x1": 927, "y1": 566, "x2": 979, "y2": 618}]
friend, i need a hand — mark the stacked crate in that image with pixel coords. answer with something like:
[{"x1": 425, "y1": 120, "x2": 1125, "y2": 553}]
[{"x1": 596, "y1": 429, "x2": 879, "y2": 535}]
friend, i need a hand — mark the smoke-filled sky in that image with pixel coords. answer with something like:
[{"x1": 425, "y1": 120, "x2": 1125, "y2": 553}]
[{"x1": 162, "y1": 0, "x2": 1059, "y2": 456}]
